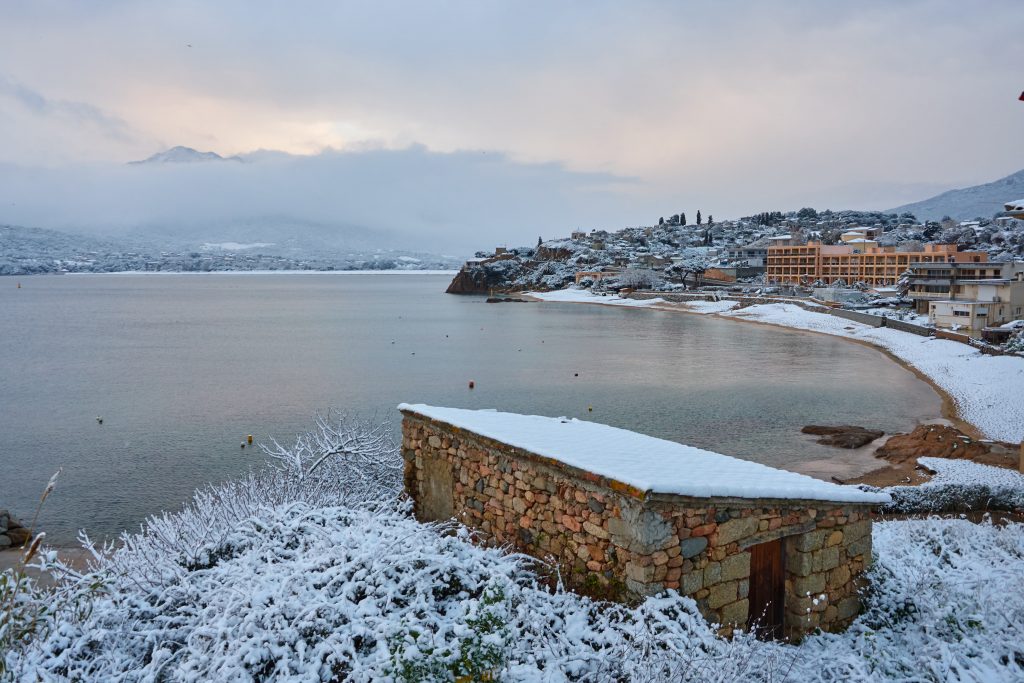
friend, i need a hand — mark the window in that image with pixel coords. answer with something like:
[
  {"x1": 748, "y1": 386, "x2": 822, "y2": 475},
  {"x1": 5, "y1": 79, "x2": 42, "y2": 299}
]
[{"x1": 953, "y1": 310, "x2": 970, "y2": 317}]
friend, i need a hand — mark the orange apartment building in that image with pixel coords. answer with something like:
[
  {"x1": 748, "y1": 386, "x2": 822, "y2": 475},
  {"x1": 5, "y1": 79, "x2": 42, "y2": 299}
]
[{"x1": 766, "y1": 242, "x2": 987, "y2": 286}]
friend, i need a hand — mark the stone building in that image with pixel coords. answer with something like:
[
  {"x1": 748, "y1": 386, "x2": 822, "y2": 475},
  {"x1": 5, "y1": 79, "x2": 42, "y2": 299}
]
[{"x1": 400, "y1": 404, "x2": 889, "y2": 641}]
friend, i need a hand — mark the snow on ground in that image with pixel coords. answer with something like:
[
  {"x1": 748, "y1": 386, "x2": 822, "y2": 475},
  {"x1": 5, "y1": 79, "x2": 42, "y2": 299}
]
[
  {"x1": 917, "y1": 457, "x2": 1024, "y2": 489},
  {"x1": 3, "y1": 411, "x2": 1023, "y2": 681},
  {"x1": 716, "y1": 303, "x2": 1024, "y2": 443},
  {"x1": 797, "y1": 517, "x2": 1024, "y2": 681},
  {"x1": 879, "y1": 456, "x2": 1024, "y2": 513},
  {"x1": 400, "y1": 404, "x2": 888, "y2": 504},
  {"x1": 6, "y1": 505, "x2": 1023, "y2": 681},
  {"x1": 858, "y1": 307, "x2": 931, "y2": 326},
  {"x1": 528, "y1": 288, "x2": 666, "y2": 307},
  {"x1": 679, "y1": 299, "x2": 740, "y2": 314}
]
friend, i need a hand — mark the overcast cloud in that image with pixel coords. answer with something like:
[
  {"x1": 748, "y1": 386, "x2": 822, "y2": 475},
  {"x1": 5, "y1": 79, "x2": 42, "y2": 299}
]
[{"x1": 1, "y1": 1, "x2": 1022, "y2": 252}]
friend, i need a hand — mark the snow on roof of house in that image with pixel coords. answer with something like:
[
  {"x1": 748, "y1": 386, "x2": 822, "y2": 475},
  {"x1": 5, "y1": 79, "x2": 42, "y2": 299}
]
[
  {"x1": 398, "y1": 404, "x2": 890, "y2": 504},
  {"x1": 1004, "y1": 199, "x2": 1024, "y2": 212},
  {"x1": 768, "y1": 235, "x2": 792, "y2": 240}
]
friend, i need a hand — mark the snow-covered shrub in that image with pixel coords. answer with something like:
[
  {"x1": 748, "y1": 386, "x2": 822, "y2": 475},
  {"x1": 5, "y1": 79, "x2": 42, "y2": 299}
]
[
  {"x1": 1005, "y1": 329, "x2": 1024, "y2": 356},
  {"x1": 878, "y1": 458, "x2": 1024, "y2": 514},
  {"x1": 618, "y1": 268, "x2": 662, "y2": 290},
  {"x1": 798, "y1": 518, "x2": 1024, "y2": 681},
  {"x1": 5, "y1": 503, "x2": 781, "y2": 682},
  {"x1": 5, "y1": 414, "x2": 1024, "y2": 681}
]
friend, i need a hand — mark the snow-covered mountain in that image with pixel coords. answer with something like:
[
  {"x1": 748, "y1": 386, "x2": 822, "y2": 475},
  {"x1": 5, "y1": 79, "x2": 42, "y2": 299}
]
[
  {"x1": 889, "y1": 168, "x2": 1024, "y2": 222},
  {"x1": 129, "y1": 146, "x2": 242, "y2": 165}
]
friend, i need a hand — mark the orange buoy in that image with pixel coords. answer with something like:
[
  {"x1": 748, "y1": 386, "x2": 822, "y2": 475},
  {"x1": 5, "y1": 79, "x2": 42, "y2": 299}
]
[{"x1": 468, "y1": 380, "x2": 475, "y2": 389}]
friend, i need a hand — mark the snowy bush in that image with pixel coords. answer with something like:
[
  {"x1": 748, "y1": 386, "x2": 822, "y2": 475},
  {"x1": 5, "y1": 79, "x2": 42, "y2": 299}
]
[
  {"x1": 4, "y1": 414, "x2": 1024, "y2": 681},
  {"x1": 617, "y1": 268, "x2": 662, "y2": 290},
  {"x1": 1005, "y1": 329, "x2": 1024, "y2": 356},
  {"x1": 797, "y1": 518, "x2": 1024, "y2": 681},
  {"x1": 878, "y1": 458, "x2": 1024, "y2": 514}
]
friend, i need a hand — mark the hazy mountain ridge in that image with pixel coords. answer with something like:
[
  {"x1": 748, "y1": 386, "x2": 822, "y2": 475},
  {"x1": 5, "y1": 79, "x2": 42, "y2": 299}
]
[
  {"x1": 889, "y1": 168, "x2": 1024, "y2": 222},
  {"x1": 0, "y1": 223, "x2": 460, "y2": 275}
]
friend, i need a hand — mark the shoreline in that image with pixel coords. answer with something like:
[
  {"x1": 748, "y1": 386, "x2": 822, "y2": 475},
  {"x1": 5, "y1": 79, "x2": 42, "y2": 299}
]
[
  {"x1": 526, "y1": 289, "x2": 1022, "y2": 480},
  {"x1": 652, "y1": 301, "x2": 975, "y2": 439},
  {"x1": 35, "y1": 269, "x2": 461, "y2": 277}
]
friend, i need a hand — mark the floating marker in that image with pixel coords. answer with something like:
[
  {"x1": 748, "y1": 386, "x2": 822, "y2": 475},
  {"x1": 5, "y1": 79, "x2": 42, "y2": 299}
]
[
  {"x1": 468, "y1": 380, "x2": 475, "y2": 389},
  {"x1": 240, "y1": 442, "x2": 246, "y2": 449},
  {"x1": 96, "y1": 416, "x2": 103, "y2": 425},
  {"x1": 588, "y1": 405, "x2": 593, "y2": 412},
  {"x1": 247, "y1": 434, "x2": 253, "y2": 445},
  {"x1": 574, "y1": 373, "x2": 579, "y2": 377}
]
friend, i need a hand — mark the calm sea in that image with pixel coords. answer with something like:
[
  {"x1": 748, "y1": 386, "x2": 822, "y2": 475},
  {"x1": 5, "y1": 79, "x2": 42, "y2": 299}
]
[{"x1": 0, "y1": 273, "x2": 940, "y2": 544}]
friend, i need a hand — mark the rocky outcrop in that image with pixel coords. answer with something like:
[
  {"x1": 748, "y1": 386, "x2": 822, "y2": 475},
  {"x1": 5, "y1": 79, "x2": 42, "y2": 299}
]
[
  {"x1": 445, "y1": 267, "x2": 491, "y2": 294},
  {"x1": 446, "y1": 255, "x2": 527, "y2": 294},
  {"x1": 0, "y1": 509, "x2": 30, "y2": 549},
  {"x1": 802, "y1": 425, "x2": 884, "y2": 449},
  {"x1": 874, "y1": 424, "x2": 1017, "y2": 467}
]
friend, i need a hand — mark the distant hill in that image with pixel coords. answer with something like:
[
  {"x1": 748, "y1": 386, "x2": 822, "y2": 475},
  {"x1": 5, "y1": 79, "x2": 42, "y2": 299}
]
[
  {"x1": 129, "y1": 146, "x2": 242, "y2": 165},
  {"x1": 889, "y1": 168, "x2": 1024, "y2": 222}
]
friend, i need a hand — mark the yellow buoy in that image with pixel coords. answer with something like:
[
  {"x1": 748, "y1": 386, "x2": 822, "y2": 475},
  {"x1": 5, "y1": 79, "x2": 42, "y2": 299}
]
[{"x1": 247, "y1": 434, "x2": 253, "y2": 444}]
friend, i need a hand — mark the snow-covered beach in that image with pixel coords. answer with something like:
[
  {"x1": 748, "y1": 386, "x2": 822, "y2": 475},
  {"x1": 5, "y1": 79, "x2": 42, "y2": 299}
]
[{"x1": 529, "y1": 289, "x2": 1024, "y2": 444}]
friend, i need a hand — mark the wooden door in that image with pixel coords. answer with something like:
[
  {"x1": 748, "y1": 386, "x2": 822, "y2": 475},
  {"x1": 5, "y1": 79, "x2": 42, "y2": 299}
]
[{"x1": 747, "y1": 539, "x2": 785, "y2": 640}]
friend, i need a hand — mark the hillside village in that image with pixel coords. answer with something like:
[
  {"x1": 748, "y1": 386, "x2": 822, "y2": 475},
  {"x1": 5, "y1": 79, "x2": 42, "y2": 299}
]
[{"x1": 449, "y1": 202, "x2": 1024, "y2": 353}]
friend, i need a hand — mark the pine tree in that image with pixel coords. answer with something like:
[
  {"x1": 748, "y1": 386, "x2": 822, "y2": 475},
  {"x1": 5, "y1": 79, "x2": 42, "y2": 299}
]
[
  {"x1": 659, "y1": 216, "x2": 665, "y2": 226},
  {"x1": 537, "y1": 236, "x2": 542, "y2": 247},
  {"x1": 707, "y1": 214, "x2": 713, "y2": 226},
  {"x1": 681, "y1": 212, "x2": 686, "y2": 225},
  {"x1": 696, "y1": 210, "x2": 702, "y2": 225}
]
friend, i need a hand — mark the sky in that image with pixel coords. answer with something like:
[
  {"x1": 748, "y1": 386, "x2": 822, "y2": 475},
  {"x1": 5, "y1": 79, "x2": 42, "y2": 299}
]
[{"x1": 1, "y1": 1, "x2": 1022, "y2": 253}]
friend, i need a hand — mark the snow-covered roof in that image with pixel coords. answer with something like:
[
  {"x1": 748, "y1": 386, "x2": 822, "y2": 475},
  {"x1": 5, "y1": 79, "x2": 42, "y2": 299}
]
[{"x1": 398, "y1": 404, "x2": 889, "y2": 505}]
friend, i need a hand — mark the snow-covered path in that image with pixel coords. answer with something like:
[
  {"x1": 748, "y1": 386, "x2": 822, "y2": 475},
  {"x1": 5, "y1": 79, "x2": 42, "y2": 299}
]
[{"x1": 531, "y1": 290, "x2": 1024, "y2": 443}]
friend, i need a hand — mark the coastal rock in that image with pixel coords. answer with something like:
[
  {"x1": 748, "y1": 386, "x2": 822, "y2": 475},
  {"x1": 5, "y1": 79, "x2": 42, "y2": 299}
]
[
  {"x1": 0, "y1": 534, "x2": 11, "y2": 549},
  {"x1": 874, "y1": 424, "x2": 1016, "y2": 466},
  {"x1": 0, "y1": 509, "x2": 8, "y2": 532},
  {"x1": 446, "y1": 255, "x2": 527, "y2": 294},
  {"x1": 802, "y1": 425, "x2": 884, "y2": 449},
  {"x1": 6, "y1": 527, "x2": 30, "y2": 547},
  {"x1": 485, "y1": 297, "x2": 529, "y2": 303}
]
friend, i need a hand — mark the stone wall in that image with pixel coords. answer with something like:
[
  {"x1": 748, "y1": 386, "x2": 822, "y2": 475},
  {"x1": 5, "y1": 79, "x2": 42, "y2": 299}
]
[{"x1": 402, "y1": 411, "x2": 876, "y2": 639}]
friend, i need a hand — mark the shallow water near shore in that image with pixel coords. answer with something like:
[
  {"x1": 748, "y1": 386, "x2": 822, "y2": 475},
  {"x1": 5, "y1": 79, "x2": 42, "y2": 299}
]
[{"x1": 0, "y1": 273, "x2": 940, "y2": 544}]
